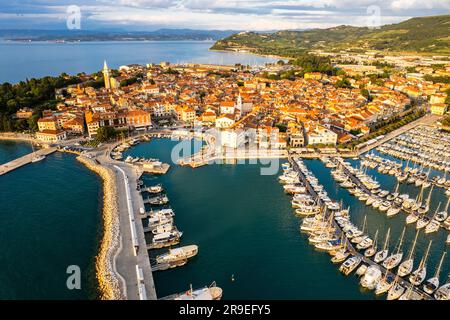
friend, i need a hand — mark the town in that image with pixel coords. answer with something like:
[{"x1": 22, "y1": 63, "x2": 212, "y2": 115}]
[{"x1": 19, "y1": 57, "x2": 449, "y2": 155}]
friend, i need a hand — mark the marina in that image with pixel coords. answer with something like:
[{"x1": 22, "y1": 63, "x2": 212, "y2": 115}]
[{"x1": 286, "y1": 157, "x2": 446, "y2": 300}]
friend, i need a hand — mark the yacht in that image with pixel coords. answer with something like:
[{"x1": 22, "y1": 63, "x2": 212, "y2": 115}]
[
  {"x1": 364, "y1": 230, "x2": 378, "y2": 258},
  {"x1": 406, "y1": 212, "x2": 420, "y2": 224},
  {"x1": 30, "y1": 141, "x2": 45, "y2": 163},
  {"x1": 397, "y1": 231, "x2": 419, "y2": 277},
  {"x1": 375, "y1": 273, "x2": 395, "y2": 295},
  {"x1": 387, "y1": 207, "x2": 401, "y2": 217},
  {"x1": 379, "y1": 201, "x2": 391, "y2": 212},
  {"x1": 382, "y1": 228, "x2": 406, "y2": 270},
  {"x1": 361, "y1": 266, "x2": 382, "y2": 290},
  {"x1": 168, "y1": 283, "x2": 223, "y2": 300},
  {"x1": 147, "y1": 184, "x2": 164, "y2": 194},
  {"x1": 331, "y1": 249, "x2": 350, "y2": 264},
  {"x1": 357, "y1": 237, "x2": 373, "y2": 250},
  {"x1": 409, "y1": 240, "x2": 432, "y2": 286},
  {"x1": 425, "y1": 219, "x2": 441, "y2": 234},
  {"x1": 387, "y1": 280, "x2": 405, "y2": 300},
  {"x1": 152, "y1": 223, "x2": 176, "y2": 235},
  {"x1": 434, "y1": 282, "x2": 450, "y2": 300},
  {"x1": 423, "y1": 252, "x2": 447, "y2": 295},
  {"x1": 156, "y1": 245, "x2": 198, "y2": 266},
  {"x1": 152, "y1": 230, "x2": 183, "y2": 248},
  {"x1": 374, "y1": 228, "x2": 391, "y2": 264},
  {"x1": 435, "y1": 199, "x2": 449, "y2": 222},
  {"x1": 339, "y1": 256, "x2": 362, "y2": 276},
  {"x1": 416, "y1": 215, "x2": 431, "y2": 229}
]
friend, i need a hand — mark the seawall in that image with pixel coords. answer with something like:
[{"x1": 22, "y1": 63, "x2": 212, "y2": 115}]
[{"x1": 76, "y1": 155, "x2": 125, "y2": 300}]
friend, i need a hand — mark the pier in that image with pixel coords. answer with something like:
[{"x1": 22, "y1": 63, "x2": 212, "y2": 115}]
[
  {"x1": 288, "y1": 155, "x2": 434, "y2": 300},
  {"x1": 0, "y1": 147, "x2": 57, "y2": 176},
  {"x1": 111, "y1": 163, "x2": 158, "y2": 300}
]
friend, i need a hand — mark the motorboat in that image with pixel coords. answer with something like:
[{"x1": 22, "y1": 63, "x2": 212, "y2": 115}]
[
  {"x1": 355, "y1": 264, "x2": 368, "y2": 277},
  {"x1": 361, "y1": 266, "x2": 382, "y2": 290},
  {"x1": 168, "y1": 283, "x2": 223, "y2": 300},
  {"x1": 339, "y1": 256, "x2": 362, "y2": 276},
  {"x1": 156, "y1": 245, "x2": 198, "y2": 265}
]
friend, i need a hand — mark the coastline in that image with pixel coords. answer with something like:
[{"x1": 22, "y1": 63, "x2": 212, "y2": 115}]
[
  {"x1": 208, "y1": 47, "x2": 289, "y2": 61},
  {"x1": 76, "y1": 155, "x2": 125, "y2": 300}
]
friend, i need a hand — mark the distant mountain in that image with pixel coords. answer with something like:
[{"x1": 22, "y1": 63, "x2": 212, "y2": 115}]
[
  {"x1": 0, "y1": 29, "x2": 240, "y2": 42},
  {"x1": 211, "y1": 14, "x2": 450, "y2": 56}
]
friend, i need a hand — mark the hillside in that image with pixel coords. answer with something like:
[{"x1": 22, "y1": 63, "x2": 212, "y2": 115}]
[{"x1": 211, "y1": 15, "x2": 450, "y2": 56}]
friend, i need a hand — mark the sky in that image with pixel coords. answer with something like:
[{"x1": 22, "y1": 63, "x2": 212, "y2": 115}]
[{"x1": 0, "y1": 0, "x2": 449, "y2": 31}]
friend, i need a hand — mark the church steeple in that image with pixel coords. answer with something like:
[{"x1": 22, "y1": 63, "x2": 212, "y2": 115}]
[{"x1": 103, "y1": 60, "x2": 111, "y2": 90}]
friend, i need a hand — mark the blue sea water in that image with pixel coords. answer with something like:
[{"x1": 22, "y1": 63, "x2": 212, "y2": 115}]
[
  {"x1": 0, "y1": 149, "x2": 101, "y2": 299},
  {"x1": 0, "y1": 41, "x2": 277, "y2": 83}
]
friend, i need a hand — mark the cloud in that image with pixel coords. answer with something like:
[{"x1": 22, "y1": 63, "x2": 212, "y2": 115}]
[{"x1": 0, "y1": 0, "x2": 449, "y2": 30}]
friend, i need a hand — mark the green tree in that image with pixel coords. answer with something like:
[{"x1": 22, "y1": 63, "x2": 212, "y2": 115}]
[{"x1": 96, "y1": 126, "x2": 116, "y2": 142}]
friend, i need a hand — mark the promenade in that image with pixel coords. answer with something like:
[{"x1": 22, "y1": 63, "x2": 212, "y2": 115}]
[{"x1": 96, "y1": 148, "x2": 157, "y2": 300}]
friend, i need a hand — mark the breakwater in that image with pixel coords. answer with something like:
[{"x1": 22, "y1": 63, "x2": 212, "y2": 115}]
[{"x1": 76, "y1": 156, "x2": 124, "y2": 300}]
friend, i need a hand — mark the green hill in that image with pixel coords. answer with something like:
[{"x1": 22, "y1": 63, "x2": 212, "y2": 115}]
[{"x1": 211, "y1": 14, "x2": 450, "y2": 57}]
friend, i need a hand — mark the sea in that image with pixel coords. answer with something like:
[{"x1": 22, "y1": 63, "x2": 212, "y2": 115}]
[
  {"x1": 123, "y1": 139, "x2": 450, "y2": 299},
  {"x1": 0, "y1": 40, "x2": 277, "y2": 84}
]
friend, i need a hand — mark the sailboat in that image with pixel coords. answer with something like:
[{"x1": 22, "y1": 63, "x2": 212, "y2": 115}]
[
  {"x1": 364, "y1": 229, "x2": 378, "y2": 258},
  {"x1": 417, "y1": 185, "x2": 433, "y2": 215},
  {"x1": 382, "y1": 227, "x2": 406, "y2": 270},
  {"x1": 375, "y1": 271, "x2": 396, "y2": 295},
  {"x1": 397, "y1": 230, "x2": 419, "y2": 277},
  {"x1": 30, "y1": 140, "x2": 45, "y2": 163},
  {"x1": 387, "y1": 182, "x2": 400, "y2": 201},
  {"x1": 374, "y1": 228, "x2": 391, "y2": 263},
  {"x1": 409, "y1": 240, "x2": 433, "y2": 286},
  {"x1": 425, "y1": 203, "x2": 443, "y2": 234},
  {"x1": 387, "y1": 275, "x2": 405, "y2": 300},
  {"x1": 435, "y1": 198, "x2": 449, "y2": 222},
  {"x1": 351, "y1": 215, "x2": 367, "y2": 245},
  {"x1": 423, "y1": 252, "x2": 447, "y2": 295},
  {"x1": 434, "y1": 276, "x2": 450, "y2": 300}
]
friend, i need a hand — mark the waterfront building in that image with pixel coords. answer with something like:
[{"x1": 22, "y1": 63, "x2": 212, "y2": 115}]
[
  {"x1": 306, "y1": 126, "x2": 338, "y2": 146},
  {"x1": 35, "y1": 129, "x2": 67, "y2": 142},
  {"x1": 126, "y1": 110, "x2": 152, "y2": 130},
  {"x1": 37, "y1": 117, "x2": 60, "y2": 132}
]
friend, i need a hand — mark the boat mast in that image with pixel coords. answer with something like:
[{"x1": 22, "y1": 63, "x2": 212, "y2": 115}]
[
  {"x1": 433, "y1": 252, "x2": 447, "y2": 279},
  {"x1": 419, "y1": 240, "x2": 433, "y2": 270},
  {"x1": 372, "y1": 229, "x2": 379, "y2": 249},
  {"x1": 396, "y1": 227, "x2": 406, "y2": 254},
  {"x1": 407, "y1": 230, "x2": 420, "y2": 260},
  {"x1": 445, "y1": 198, "x2": 450, "y2": 212},
  {"x1": 383, "y1": 228, "x2": 391, "y2": 251},
  {"x1": 425, "y1": 185, "x2": 434, "y2": 207}
]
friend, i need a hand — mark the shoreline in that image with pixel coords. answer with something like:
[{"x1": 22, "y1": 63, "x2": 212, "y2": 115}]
[
  {"x1": 208, "y1": 48, "x2": 288, "y2": 61},
  {"x1": 76, "y1": 155, "x2": 125, "y2": 300}
]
